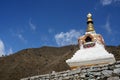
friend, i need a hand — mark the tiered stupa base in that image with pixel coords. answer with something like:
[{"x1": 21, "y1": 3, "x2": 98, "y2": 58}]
[
  {"x1": 66, "y1": 43, "x2": 116, "y2": 69},
  {"x1": 67, "y1": 57, "x2": 115, "y2": 69}
]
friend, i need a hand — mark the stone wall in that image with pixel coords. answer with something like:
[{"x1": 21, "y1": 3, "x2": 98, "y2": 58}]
[{"x1": 21, "y1": 61, "x2": 120, "y2": 80}]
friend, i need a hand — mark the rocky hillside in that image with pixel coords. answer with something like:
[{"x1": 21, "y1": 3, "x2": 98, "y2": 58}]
[{"x1": 0, "y1": 45, "x2": 120, "y2": 80}]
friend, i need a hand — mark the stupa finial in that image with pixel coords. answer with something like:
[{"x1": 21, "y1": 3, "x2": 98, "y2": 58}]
[
  {"x1": 86, "y1": 13, "x2": 95, "y2": 32},
  {"x1": 87, "y1": 13, "x2": 92, "y2": 18}
]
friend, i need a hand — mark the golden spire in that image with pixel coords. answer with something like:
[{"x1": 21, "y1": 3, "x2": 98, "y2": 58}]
[{"x1": 86, "y1": 13, "x2": 95, "y2": 32}]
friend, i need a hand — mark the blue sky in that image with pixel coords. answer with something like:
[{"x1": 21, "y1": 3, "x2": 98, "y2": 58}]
[{"x1": 0, "y1": 0, "x2": 120, "y2": 55}]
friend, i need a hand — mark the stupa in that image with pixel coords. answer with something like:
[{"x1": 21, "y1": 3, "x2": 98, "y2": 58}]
[{"x1": 66, "y1": 13, "x2": 116, "y2": 69}]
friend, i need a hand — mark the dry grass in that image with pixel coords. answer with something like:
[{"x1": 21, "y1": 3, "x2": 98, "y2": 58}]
[{"x1": 0, "y1": 45, "x2": 119, "y2": 80}]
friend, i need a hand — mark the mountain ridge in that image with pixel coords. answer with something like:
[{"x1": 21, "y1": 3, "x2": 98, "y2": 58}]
[{"x1": 0, "y1": 45, "x2": 120, "y2": 80}]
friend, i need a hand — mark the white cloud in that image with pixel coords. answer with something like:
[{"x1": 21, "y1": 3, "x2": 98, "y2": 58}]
[
  {"x1": 11, "y1": 29, "x2": 27, "y2": 43},
  {"x1": 18, "y1": 34, "x2": 27, "y2": 43},
  {"x1": 104, "y1": 17, "x2": 112, "y2": 34},
  {"x1": 101, "y1": 0, "x2": 113, "y2": 6},
  {"x1": 0, "y1": 39, "x2": 14, "y2": 56},
  {"x1": 48, "y1": 28, "x2": 54, "y2": 33},
  {"x1": 55, "y1": 29, "x2": 84, "y2": 46},
  {"x1": 29, "y1": 19, "x2": 36, "y2": 31},
  {"x1": 0, "y1": 40, "x2": 5, "y2": 57},
  {"x1": 100, "y1": 0, "x2": 120, "y2": 6},
  {"x1": 7, "y1": 48, "x2": 13, "y2": 55}
]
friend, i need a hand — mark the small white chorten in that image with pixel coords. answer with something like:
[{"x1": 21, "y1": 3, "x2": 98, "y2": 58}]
[{"x1": 66, "y1": 13, "x2": 116, "y2": 69}]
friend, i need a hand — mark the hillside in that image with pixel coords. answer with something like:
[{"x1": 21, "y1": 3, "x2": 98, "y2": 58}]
[{"x1": 0, "y1": 45, "x2": 120, "y2": 80}]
